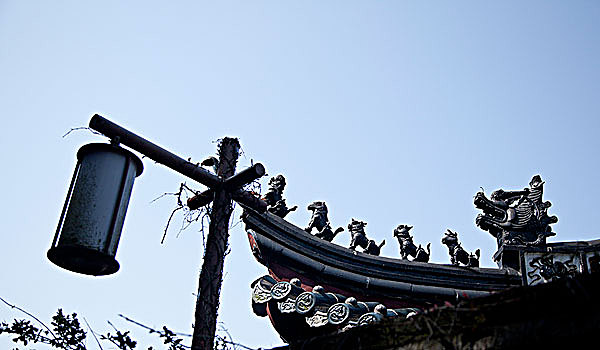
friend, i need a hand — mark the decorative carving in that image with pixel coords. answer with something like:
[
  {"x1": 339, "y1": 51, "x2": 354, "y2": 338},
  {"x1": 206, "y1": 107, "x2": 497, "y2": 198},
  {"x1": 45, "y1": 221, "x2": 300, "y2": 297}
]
[
  {"x1": 347, "y1": 219, "x2": 385, "y2": 255},
  {"x1": 474, "y1": 175, "x2": 558, "y2": 247},
  {"x1": 270, "y1": 199, "x2": 295, "y2": 218},
  {"x1": 347, "y1": 219, "x2": 368, "y2": 250},
  {"x1": 270, "y1": 281, "x2": 292, "y2": 300},
  {"x1": 328, "y1": 303, "x2": 350, "y2": 325},
  {"x1": 305, "y1": 201, "x2": 344, "y2": 241},
  {"x1": 306, "y1": 311, "x2": 329, "y2": 328},
  {"x1": 526, "y1": 253, "x2": 579, "y2": 285},
  {"x1": 357, "y1": 313, "x2": 379, "y2": 326},
  {"x1": 278, "y1": 298, "x2": 297, "y2": 313},
  {"x1": 263, "y1": 175, "x2": 297, "y2": 218},
  {"x1": 251, "y1": 280, "x2": 272, "y2": 304},
  {"x1": 365, "y1": 239, "x2": 386, "y2": 256},
  {"x1": 295, "y1": 292, "x2": 316, "y2": 314},
  {"x1": 442, "y1": 229, "x2": 480, "y2": 267},
  {"x1": 393, "y1": 224, "x2": 431, "y2": 262}
]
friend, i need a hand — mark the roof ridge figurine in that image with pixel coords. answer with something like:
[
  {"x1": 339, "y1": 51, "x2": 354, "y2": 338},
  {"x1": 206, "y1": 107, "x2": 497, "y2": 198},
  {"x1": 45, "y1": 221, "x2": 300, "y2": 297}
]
[
  {"x1": 305, "y1": 201, "x2": 344, "y2": 242},
  {"x1": 263, "y1": 174, "x2": 297, "y2": 218},
  {"x1": 474, "y1": 174, "x2": 558, "y2": 247},
  {"x1": 393, "y1": 224, "x2": 431, "y2": 263},
  {"x1": 442, "y1": 229, "x2": 480, "y2": 267},
  {"x1": 347, "y1": 218, "x2": 385, "y2": 256},
  {"x1": 364, "y1": 239, "x2": 386, "y2": 256}
]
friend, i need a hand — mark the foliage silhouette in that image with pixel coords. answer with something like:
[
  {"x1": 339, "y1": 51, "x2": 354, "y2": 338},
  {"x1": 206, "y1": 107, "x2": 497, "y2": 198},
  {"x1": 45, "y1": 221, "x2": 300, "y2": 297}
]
[{"x1": 1, "y1": 301, "x2": 252, "y2": 350}]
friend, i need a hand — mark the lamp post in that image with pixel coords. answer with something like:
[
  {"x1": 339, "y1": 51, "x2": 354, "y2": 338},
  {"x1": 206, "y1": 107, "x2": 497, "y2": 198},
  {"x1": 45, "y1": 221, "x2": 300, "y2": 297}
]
[{"x1": 49, "y1": 114, "x2": 266, "y2": 350}]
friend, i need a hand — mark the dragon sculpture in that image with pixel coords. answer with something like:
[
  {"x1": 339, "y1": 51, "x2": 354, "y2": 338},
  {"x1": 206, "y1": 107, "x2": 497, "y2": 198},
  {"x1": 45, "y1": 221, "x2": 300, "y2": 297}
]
[
  {"x1": 263, "y1": 175, "x2": 297, "y2": 218},
  {"x1": 474, "y1": 175, "x2": 558, "y2": 247},
  {"x1": 304, "y1": 201, "x2": 344, "y2": 242},
  {"x1": 393, "y1": 224, "x2": 431, "y2": 263}
]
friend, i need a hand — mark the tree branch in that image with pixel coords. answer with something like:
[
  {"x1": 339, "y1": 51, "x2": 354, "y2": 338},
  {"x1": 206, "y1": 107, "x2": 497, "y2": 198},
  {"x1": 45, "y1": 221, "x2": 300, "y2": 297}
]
[{"x1": 0, "y1": 296, "x2": 58, "y2": 341}]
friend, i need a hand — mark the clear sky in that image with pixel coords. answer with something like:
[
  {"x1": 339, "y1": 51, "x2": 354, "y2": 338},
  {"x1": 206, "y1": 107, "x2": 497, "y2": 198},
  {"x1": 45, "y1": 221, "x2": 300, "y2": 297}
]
[{"x1": 2, "y1": 1, "x2": 600, "y2": 349}]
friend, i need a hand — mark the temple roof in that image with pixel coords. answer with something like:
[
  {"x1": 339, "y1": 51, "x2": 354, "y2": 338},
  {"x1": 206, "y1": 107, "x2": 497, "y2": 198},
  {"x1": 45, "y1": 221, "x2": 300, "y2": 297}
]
[
  {"x1": 243, "y1": 207, "x2": 522, "y2": 306},
  {"x1": 244, "y1": 175, "x2": 600, "y2": 346},
  {"x1": 251, "y1": 275, "x2": 423, "y2": 343},
  {"x1": 264, "y1": 271, "x2": 600, "y2": 349}
]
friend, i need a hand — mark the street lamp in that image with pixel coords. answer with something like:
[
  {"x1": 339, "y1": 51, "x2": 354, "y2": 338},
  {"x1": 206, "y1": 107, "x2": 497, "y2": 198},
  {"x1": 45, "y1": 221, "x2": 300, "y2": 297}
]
[{"x1": 48, "y1": 114, "x2": 266, "y2": 350}]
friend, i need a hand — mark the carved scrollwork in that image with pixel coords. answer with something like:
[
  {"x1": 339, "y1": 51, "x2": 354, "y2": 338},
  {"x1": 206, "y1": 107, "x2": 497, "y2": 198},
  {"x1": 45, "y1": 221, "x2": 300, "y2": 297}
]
[
  {"x1": 357, "y1": 313, "x2": 380, "y2": 326},
  {"x1": 306, "y1": 311, "x2": 329, "y2": 328},
  {"x1": 526, "y1": 252, "x2": 579, "y2": 285},
  {"x1": 295, "y1": 292, "x2": 316, "y2": 315},
  {"x1": 252, "y1": 280, "x2": 272, "y2": 304},
  {"x1": 328, "y1": 303, "x2": 350, "y2": 325},
  {"x1": 278, "y1": 298, "x2": 296, "y2": 313},
  {"x1": 270, "y1": 281, "x2": 291, "y2": 300}
]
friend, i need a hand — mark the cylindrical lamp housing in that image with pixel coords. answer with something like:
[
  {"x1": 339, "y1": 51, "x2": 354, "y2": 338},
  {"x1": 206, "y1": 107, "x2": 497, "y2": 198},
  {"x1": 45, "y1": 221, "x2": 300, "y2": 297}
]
[{"x1": 48, "y1": 143, "x2": 143, "y2": 276}]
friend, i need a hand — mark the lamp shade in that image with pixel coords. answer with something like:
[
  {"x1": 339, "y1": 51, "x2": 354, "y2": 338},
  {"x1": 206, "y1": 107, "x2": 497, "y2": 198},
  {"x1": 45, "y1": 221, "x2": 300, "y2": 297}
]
[{"x1": 48, "y1": 143, "x2": 143, "y2": 276}]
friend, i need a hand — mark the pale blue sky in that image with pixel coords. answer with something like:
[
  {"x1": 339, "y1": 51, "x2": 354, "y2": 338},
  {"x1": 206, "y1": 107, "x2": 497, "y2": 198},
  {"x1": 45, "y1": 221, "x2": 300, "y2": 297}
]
[{"x1": 2, "y1": 1, "x2": 600, "y2": 349}]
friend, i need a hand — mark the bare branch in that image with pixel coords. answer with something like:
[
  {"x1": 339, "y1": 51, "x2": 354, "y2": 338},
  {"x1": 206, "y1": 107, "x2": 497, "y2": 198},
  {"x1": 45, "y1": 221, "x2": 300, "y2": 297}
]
[
  {"x1": 107, "y1": 320, "x2": 119, "y2": 332},
  {"x1": 152, "y1": 182, "x2": 211, "y2": 245},
  {"x1": 116, "y1": 315, "x2": 258, "y2": 350},
  {"x1": 162, "y1": 206, "x2": 184, "y2": 244},
  {"x1": 62, "y1": 126, "x2": 102, "y2": 138},
  {"x1": 0, "y1": 296, "x2": 58, "y2": 341},
  {"x1": 151, "y1": 191, "x2": 181, "y2": 204},
  {"x1": 84, "y1": 317, "x2": 104, "y2": 350},
  {"x1": 118, "y1": 314, "x2": 191, "y2": 337}
]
